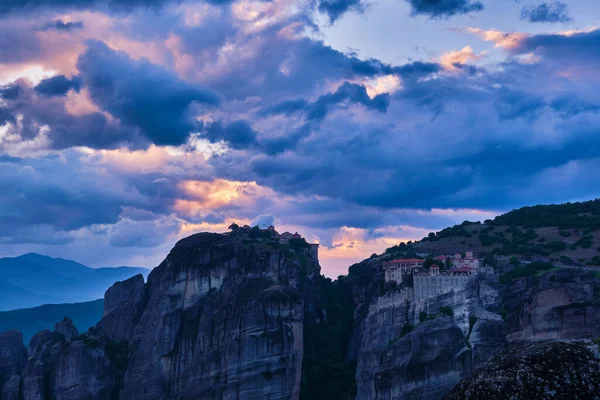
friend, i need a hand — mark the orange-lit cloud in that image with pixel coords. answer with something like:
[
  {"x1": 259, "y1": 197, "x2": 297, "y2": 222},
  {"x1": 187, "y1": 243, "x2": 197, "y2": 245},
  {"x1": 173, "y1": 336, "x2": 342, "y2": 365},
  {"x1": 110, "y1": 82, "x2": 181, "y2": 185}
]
[
  {"x1": 317, "y1": 225, "x2": 430, "y2": 277},
  {"x1": 175, "y1": 179, "x2": 283, "y2": 222},
  {"x1": 439, "y1": 46, "x2": 486, "y2": 71},
  {"x1": 461, "y1": 28, "x2": 527, "y2": 50}
]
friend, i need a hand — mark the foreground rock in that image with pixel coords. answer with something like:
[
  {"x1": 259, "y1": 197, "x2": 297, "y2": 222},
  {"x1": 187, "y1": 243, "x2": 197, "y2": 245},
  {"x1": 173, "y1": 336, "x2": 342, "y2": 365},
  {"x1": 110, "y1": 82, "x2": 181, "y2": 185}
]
[
  {"x1": 445, "y1": 341, "x2": 600, "y2": 400},
  {"x1": 21, "y1": 325, "x2": 126, "y2": 400},
  {"x1": 0, "y1": 330, "x2": 27, "y2": 400}
]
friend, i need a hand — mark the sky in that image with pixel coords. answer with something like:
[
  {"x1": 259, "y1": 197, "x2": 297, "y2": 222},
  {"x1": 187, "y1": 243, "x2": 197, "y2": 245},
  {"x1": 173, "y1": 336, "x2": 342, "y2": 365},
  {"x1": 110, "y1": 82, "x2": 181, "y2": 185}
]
[{"x1": 1, "y1": 0, "x2": 600, "y2": 277}]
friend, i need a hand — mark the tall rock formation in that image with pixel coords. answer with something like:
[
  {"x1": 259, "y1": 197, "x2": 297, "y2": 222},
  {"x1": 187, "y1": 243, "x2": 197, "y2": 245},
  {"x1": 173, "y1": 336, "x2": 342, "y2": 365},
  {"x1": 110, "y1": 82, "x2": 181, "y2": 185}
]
[
  {"x1": 352, "y1": 264, "x2": 600, "y2": 400},
  {"x1": 97, "y1": 274, "x2": 147, "y2": 342},
  {"x1": 112, "y1": 232, "x2": 321, "y2": 400},
  {"x1": 0, "y1": 330, "x2": 27, "y2": 400},
  {"x1": 20, "y1": 323, "x2": 126, "y2": 400}
]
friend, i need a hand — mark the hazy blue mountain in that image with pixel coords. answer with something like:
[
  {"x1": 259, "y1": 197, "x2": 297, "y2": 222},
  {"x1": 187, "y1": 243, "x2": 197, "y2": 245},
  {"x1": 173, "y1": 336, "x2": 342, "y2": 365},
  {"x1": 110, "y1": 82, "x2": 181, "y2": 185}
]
[
  {"x1": 0, "y1": 253, "x2": 149, "y2": 311},
  {"x1": 0, "y1": 299, "x2": 104, "y2": 344},
  {"x1": 0, "y1": 279, "x2": 58, "y2": 311}
]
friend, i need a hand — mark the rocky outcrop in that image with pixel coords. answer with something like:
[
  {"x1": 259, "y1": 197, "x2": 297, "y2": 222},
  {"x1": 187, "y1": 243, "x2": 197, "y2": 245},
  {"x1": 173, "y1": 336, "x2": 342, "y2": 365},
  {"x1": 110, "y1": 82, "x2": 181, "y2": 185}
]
[
  {"x1": 2, "y1": 375, "x2": 22, "y2": 400},
  {"x1": 354, "y1": 265, "x2": 600, "y2": 400},
  {"x1": 504, "y1": 269, "x2": 600, "y2": 342},
  {"x1": 117, "y1": 232, "x2": 321, "y2": 400},
  {"x1": 21, "y1": 326, "x2": 125, "y2": 400},
  {"x1": 445, "y1": 341, "x2": 600, "y2": 400},
  {"x1": 355, "y1": 278, "x2": 506, "y2": 400},
  {"x1": 97, "y1": 274, "x2": 147, "y2": 342},
  {"x1": 0, "y1": 330, "x2": 27, "y2": 400},
  {"x1": 55, "y1": 317, "x2": 78, "y2": 342}
]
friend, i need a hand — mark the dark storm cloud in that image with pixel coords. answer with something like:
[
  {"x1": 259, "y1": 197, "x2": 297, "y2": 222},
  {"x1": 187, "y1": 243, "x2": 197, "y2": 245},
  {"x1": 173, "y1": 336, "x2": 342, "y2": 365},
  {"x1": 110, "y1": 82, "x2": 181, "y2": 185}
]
[
  {"x1": 318, "y1": 0, "x2": 365, "y2": 23},
  {"x1": 0, "y1": 84, "x2": 22, "y2": 100},
  {"x1": 521, "y1": 2, "x2": 572, "y2": 23},
  {"x1": 393, "y1": 61, "x2": 441, "y2": 78},
  {"x1": 205, "y1": 29, "x2": 600, "y2": 213},
  {"x1": 42, "y1": 19, "x2": 84, "y2": 31},
  {"x1": 0, "y1": 82, "x2": 144, "y2": 149},
  {"x1": 0, "y1": 107, "x2": 16, "y2": 125},
  {"x1": 265, "y1": 82, "x2": 390, "y2": 122},
  {"x1": 405, "y1": 0, "x2": 483, "y2": 19},
  {"x1": 206, "y1": 32, "x2": 399, "y2": 101},
  {"x1": 34, "y1": 75, "x2": 81, "y2": 97},
  {"x1": 0, "y1": 0, "x2": 183, "y2": 16},
  {"x1": 513, "y1": 28, "x2": 600, "y2": 63},
  {"x1": 550, "y1": 95, "x2": 600, "y2": 118},
  {"x1": 493, "y1": 89, "x2": 546, "y2": 121},
  {"x1": 204, "y1": 120, "x2": 259, "y2": 150},
  {"x1": 77, "y1": 41, "x2": 220, "y2": 146}
]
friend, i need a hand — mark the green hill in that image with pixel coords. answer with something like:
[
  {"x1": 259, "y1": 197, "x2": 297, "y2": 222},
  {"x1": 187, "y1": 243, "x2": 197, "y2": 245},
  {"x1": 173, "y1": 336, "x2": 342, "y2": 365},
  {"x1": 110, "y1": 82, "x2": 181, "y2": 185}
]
[{"x1": 405, "y1": 199, "x2": 600, "y2": 266}]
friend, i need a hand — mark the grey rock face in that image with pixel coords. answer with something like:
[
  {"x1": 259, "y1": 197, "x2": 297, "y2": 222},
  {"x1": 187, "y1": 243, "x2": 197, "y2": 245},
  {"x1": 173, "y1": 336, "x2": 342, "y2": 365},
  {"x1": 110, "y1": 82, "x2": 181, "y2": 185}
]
[
  {"x1": 21, "y1": 324, "x2": 124, "y2": 400},
  {"x1": 354, "y1": 266, "x2": 600, "y2": 400},
  {"x1": 97, "y1": 274, "x2": 146, "y2": 342},
  {"x1": 119, "y1": 233, "x2": 318, "y2": 400},
  {"x1": 0, "y1": 330, "x2": 27, "y2": 400},
  {"x1": 2, "y1": 374, "x2": 22, "y2": 400},
  {"x1": 55, "y1": 317, "x2": 78, "y2": 342},
  {"x1": 504, "y1": 270, "x2": 600, "y2": 342},
  {"x1": 28, "y1": 330, "x2": 61, "y2": 356},
  {"x1": 444, "y1": 341, "x2": 600, "y2": 400},
  {"x1": 358, "y1": 316, "x2": 473, "y2": 400},
  {"x1": 355, "y1": 281, "x2": 504, "y2": 400}
]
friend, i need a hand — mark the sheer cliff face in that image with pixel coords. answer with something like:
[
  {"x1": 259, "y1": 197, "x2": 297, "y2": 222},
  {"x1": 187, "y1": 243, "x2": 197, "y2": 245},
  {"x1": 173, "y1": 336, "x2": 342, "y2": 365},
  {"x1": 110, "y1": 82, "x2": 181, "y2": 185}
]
[
  {"x1": 19, "y1": 319, "x2": 125, "y2": 400},
  {"x1": 354, "y1": 268, "x2": 600, "y2": 400},
  {"x1": 355, "y1": 281, "x2": 505, "y2": 400},
  {"x1": 0, "y1": 330, "x2": 27, "y2": 400},
  {"x1": 111, "y1": 233, "x2": 320, "y2": 400},
  {"x1": 503, "y1": 269, "x2": 600, "y2": 342}
]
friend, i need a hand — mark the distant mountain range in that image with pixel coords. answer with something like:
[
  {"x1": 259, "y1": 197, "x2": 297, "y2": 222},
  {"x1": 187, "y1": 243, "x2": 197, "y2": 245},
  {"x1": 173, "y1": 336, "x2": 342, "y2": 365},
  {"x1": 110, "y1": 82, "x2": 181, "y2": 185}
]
[
  {"x1": 0, "y1": 253, "x2": 149, "y2": 311},
  {"x1": 0, "y1": 299, "x2": 104, "y2": 344}
]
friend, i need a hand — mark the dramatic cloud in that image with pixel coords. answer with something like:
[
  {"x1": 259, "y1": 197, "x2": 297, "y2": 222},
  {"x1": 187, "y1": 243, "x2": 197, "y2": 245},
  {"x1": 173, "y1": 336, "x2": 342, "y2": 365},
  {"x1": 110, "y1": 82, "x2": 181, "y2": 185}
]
[
  {"x1": 42, "y1": 19, "x2": 84, "y2": 31},
  {"x1": 521, "y1": 2, "x2": 572, "y2": 23},
  {"x1": 0, "y1": 84, "x2": 143, "y2": 150},
  {"x1": 405, "y1": 0, "x2": 483, "y2": 18},
  {"x1": 0, "y1": 0, "x2": 182, "y2": 16},
  {"x1": 34, "y1": 75, "x2": 81, "y2": 97},
  {"x1": 513, "y1": 28, "x2": 600, "y2": 65},
  {"x1": 439, "y1": 46, "x2": 486, "y2": 71},
  {"x1": 0, "y1": 84, "x2": 21, "y2": 100},
  {"x1": 3, "y1": 0, "x2": 600, "y2": 276},
  {"x1": 318, "y1": 0, "x2": 365, "y2": 23},
  {"x1": 203, "y1": 120, "x2": 259, "y2": 150},
  {"x1": 77, "y1": 40, "x2": 220, "y2": 146},
  {"x1": 461, "y1": 27, "x2": 528, "y2": 49},
  {"x1": 265, "y1": 82, "x2": 390, "y2": 122}
]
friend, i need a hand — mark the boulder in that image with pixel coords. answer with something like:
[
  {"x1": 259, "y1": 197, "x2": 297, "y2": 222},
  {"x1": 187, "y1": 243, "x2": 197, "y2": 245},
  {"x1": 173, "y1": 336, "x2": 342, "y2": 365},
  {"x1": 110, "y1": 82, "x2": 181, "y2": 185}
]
[{"x1": 445, "y1": 341, "x2": 600, "y2": 400}]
